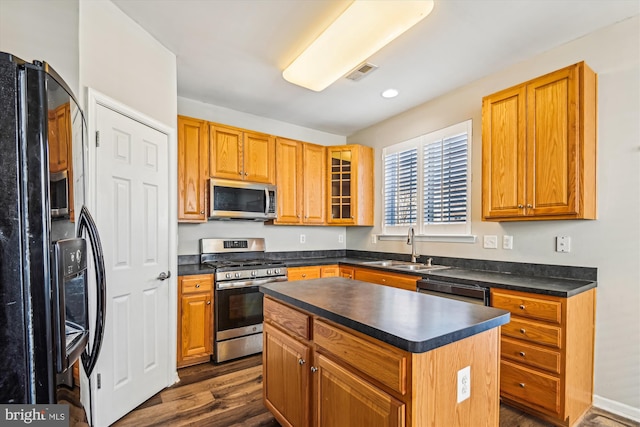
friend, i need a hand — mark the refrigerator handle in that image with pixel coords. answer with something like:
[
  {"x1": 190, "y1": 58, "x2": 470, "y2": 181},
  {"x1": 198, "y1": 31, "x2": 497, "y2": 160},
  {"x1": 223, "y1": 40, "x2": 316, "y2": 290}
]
[{"x1": 77, "y1": 206, "x2": 106, "y2": 377}]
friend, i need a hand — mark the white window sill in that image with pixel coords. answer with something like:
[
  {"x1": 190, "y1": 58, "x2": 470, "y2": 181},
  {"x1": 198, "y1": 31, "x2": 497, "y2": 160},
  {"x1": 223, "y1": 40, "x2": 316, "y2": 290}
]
[{"x1": 377, "y1": 234, "x2": 477, "y2": 244}]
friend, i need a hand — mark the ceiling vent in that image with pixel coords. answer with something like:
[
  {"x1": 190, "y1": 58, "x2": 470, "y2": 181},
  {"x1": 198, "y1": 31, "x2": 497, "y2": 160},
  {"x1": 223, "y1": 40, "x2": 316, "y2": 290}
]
[{"x1": 345, "y1": 62, "x2": 378, "y2": 81}]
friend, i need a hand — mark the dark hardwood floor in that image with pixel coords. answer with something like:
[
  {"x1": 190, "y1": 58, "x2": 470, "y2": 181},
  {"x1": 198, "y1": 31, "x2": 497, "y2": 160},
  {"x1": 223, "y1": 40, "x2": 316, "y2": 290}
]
[{"x1": 62, "y1": 354, "x2": 637, "y2": 427}]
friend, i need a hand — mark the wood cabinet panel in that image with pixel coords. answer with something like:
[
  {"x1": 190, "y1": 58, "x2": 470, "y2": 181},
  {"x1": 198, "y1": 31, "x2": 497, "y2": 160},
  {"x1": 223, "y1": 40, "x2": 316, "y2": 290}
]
[
  {"x1": 263, "y1": 323, "x2": 311, "y2": 427},
  {"x1": 287, "y1": 266, "x2": 321, "y2": 281},
  {"x1": 340, "y1": 266, "x2": 354, "y2": 279},
  {"x1": 244, "y1": 131, "x2": 275, "y2": 183},
  {"x1": 315, "y1": 353, "x2": 405, "y2": 427},
  {"x1": 353, "y1": 267, "x2": 419, "y2": 291},
  {"x1": 320, "y1": 265, "x2": 339, "y2": 278},
  {"x1": 314, "y1": 319, "x2": 408, "y2": 395},
  {"x1": 264, "y1": 297, "x2": 310, "y2": 341},
  {"x1": 501, "y1": 337, "x2": 561, "y2": 374},
  {"x1": 502, "y1": 318, "x2": 562, "y2": 349},
  {"x1": 492, "y1": 290, "x2": 562, "y2": 324},
  {"x1": 48, "y1": 103, "x2": 70, "y2": 173},
  {"x1": 178, "y1": 116, "x2": 209, "y2": 222},
  {"x1": 482, "y1": 62, "x2": 597, "y2": 221},
  {"x1": 302, "y1": 143, "x2": 326, "y2": 224},
  {"x1": 501, "y1": 360, "x2": 561, "y2": 416},
  {"x1": 177, "y1": 274, "x2": 213, "y2": 367}
]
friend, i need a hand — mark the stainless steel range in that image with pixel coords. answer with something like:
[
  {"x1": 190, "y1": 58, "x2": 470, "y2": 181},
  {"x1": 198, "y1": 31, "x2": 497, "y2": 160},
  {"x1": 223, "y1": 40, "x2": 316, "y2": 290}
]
[{"x1": 200, "y1": 238, "x2": 287, "y2": 363}]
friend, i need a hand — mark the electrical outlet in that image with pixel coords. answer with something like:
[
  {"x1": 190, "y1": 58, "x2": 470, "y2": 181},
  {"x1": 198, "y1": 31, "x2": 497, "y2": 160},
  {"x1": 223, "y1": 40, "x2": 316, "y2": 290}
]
[
  {"x1": 299, "y1": 234, "x2": 306, "y2": 244},
  {"x1": 371, "y1": 234, "x2": 377, "y2": 244},
  {"x1": 338, "y1": 234, "x2": 344, "y2": 243},
  {"x1": 483, "y1": 235, "x2": 498, "y2": 249},
  {"x1": 457, "y1": 366, "x2": 471, "y2": 403},
  {"x1": 503, "y1": 235, "x2": 513, "y2": 250},
  {"x1": 556, "y1": 236, "x2": 571, "y2": 252}
]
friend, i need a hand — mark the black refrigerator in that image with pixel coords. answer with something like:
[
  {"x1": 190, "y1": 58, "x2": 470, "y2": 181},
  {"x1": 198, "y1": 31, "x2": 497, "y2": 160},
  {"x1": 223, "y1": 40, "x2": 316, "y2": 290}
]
[{"x1": 0, "y1": 52, "x2": 106, "y2": 408}]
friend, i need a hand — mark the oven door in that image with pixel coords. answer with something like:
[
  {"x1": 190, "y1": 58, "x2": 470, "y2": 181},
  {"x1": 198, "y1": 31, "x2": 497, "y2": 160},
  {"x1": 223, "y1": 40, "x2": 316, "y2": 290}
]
[{"x1": 215, "y1": 285, "x2": 264, "y2": 340}]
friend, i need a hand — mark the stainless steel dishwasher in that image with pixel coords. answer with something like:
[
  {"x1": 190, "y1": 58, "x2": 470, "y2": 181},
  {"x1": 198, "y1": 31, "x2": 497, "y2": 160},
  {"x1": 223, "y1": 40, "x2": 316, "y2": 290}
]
[{"x1": 417, "y1": 277, "x2": 490, "y2": 306}]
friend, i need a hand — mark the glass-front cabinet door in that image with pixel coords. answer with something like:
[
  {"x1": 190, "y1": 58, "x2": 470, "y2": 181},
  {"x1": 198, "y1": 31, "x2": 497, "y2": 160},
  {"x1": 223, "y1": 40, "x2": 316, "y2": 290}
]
[{"x1": 327, "y1": 145, "x2": 374, "y2": 226}]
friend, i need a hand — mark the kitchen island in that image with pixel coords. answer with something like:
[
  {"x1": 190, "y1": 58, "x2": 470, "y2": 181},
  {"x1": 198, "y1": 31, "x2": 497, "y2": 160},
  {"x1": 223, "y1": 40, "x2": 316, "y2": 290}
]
[{"x1": 260, "y1": 278, "x2": 510, "y2": 427}]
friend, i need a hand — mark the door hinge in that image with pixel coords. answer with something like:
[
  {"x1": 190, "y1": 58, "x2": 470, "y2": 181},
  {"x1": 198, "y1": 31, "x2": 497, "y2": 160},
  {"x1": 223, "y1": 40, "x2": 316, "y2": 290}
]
[
  {"x1": 97, "y1": 373, "x2": 102, "y2": 389},
  {"x1": 96, "y1": 130, "x2": 100, "y2": 147}
]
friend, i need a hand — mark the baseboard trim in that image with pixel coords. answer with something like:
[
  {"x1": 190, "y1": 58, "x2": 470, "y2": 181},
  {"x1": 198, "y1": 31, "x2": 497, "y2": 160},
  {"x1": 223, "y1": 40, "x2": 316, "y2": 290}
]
[{"x1": 593, "y1": 395, "x2": 640, "y2": 422}]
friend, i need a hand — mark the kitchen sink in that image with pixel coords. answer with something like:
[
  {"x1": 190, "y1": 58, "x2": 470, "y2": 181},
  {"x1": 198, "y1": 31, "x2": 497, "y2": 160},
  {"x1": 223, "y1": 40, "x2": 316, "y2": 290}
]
[{"x1": 361, "y1": 260, "x2": 408, "y2": 267}]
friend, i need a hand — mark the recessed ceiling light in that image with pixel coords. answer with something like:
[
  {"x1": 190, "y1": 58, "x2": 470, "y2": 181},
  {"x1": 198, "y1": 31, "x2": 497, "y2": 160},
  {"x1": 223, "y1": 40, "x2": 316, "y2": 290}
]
[{"x1": 381, "y1": 89, "x2": 399, "y2": 99}]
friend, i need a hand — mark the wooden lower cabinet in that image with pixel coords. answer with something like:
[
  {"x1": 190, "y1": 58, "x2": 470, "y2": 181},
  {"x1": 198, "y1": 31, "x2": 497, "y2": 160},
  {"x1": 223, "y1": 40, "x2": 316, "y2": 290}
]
[
  {"x1": 177, "y1": 274, "x2": 214, "y2": 367},
  {"x1": 339, "y1": 266, "x2": 354, "y2": 279},
  {"x1": 315, "y1": 353, "x2": 405, "y2": 427},
  {"x1": 491, "y1": 288, "x2": 596, "y2": 427},
  {"x1": 353, "y1": 267, "x2": 420, "y2": 291},
  {"x1": 263, "y1": 296, "x2": 500, "y2": 427},
  {"x1": 288, "y1": 265, "x2": 339, "y2": 281}
]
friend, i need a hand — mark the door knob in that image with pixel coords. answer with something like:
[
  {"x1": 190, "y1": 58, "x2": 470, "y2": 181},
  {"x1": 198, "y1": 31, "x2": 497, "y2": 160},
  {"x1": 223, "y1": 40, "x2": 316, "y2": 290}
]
[{"x1": 157, "y1": 271, "x2": 171, "y2": 281}]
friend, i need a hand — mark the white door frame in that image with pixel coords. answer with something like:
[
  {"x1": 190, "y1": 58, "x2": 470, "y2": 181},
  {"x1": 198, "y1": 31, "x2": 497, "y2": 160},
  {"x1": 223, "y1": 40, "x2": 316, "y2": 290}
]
[{"x1": 83, "y1": 88, "x2": 178, "y2": 422}]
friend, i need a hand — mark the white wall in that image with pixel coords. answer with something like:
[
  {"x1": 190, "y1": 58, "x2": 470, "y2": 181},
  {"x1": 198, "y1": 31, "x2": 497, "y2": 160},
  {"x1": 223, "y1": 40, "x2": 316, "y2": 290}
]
[
  {"x1": 0, "y1": 0, "x2": 79, "y2": 93},
  {"x1": 347, "y1": 16, "x2": 640, "y2": 418},
  {"x1": 79, "y1": 0, "x2": 177, "y2": 127},
  {"x1": 177, "y1": 96, "x2": 348, "y2": 255}
]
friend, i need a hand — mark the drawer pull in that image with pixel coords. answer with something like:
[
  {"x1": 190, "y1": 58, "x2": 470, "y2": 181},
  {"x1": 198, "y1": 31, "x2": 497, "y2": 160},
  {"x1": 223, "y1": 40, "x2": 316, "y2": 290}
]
[
  {"x1": 302, "y1": 274, "x2": 306, "y2": 278},
  {"x1": 195, "y1": 283, "x2": 200, "y2": 288},
  {"x1": 519, "y1": 304, "x2": 525, "y2": 310},
  {"x1": 519, "y1": 383, "x2": 526, "y2": 388},
  {"x1": 519, "y1": 351, "x2": 526, "y2": 357},
  {"x1": 520, "y1": 328, "x2": 526, "y2": 334},
  {"x1": 298, "y1": 358, "x2": 305, "y2": 365}
]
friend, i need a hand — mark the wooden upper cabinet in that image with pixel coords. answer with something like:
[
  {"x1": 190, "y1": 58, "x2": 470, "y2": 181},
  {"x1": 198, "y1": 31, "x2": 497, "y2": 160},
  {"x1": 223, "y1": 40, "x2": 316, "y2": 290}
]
[
  {"x1": 210, "y1": 124, "x2": 275, "y2": 184},
  {"x1": 327, "y1": 144, "x2": 374, "y2": 226},
  {"x1": 48, "y1": 103, "x2": 71, "y2": 173},
  {"x1": 178, "y1": 116, "x2": 209, "y2": 222},
  {"x1": 482, "y1": 61, "x2": 597, "y2": 221},
  {"x1": 274, "y1": 138, "x2": 325, "y2": 225}
]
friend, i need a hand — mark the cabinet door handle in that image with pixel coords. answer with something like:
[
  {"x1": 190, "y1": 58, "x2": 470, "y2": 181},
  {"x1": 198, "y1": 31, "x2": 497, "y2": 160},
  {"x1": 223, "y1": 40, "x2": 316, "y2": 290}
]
[
  {"x1": 244, "y1": 172, "x2": 248, "y2": 176},
  {"x1": 518, "y1": 204, "x2": 524, "y2": 209},
  {"x1": 527, "y1": 204, "x2": 533, "y2": 208},
  {"x1": 207, "y1": 301, "x2": 211, "y2": 305},
  {"x1": 298, "y1": 358, "x2": 305, "y2": 365},
  {"x1": 520, "y1": 328, "x2": 526, "y2": 334},
  {"x1": 519, "y1": 351, "x2": 526, "y2": 357},
  {"x1": 200, "y1": 211, "x2": 205, "y2": 215},
  {"x1": 310, "y1": 366, "x2": 318, "y2": 373},
  {"x1": 519, "y1": 383, "x2": 526, "y2": 388},
  {"x1": 519, "y1": 304, "x2": 525, "y2": 310}
]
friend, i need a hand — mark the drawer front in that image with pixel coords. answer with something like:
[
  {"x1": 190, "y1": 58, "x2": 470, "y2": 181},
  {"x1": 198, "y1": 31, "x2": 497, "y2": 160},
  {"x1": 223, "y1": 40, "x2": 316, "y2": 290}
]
[
  {"x1": 501, "y1": 337, "x2": 561, "y2": 374},
  {"x1": 181, "y1": 275, "x2": 213, "y2": 294},
  {"x1": 288, "y1": 266, "x2": 321, "y2": 281},
  {"x1": 492, "y1": 290, "x2": 562, "y2": 324},
  {"x1": 502, "y1": 318, "x2": 562, "y2": 349},
  {"x1": 313, "y1": 319, "x2": 408, "y2": 395},
  {"x1": 501, "y1": 360, "x2": 561, "y2": 416},
  {"x1": 263, "y1": 297, "x2": 310, "y2": 340},
  {"x1": 354, "y1": 268, "x2": 418, "y2": 291}
]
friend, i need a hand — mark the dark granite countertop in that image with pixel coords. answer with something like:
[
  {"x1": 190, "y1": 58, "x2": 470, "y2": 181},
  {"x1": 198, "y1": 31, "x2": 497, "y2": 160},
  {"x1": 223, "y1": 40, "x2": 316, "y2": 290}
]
[
  {"x1": 178, "y1": 256, "x2": 596, "y2": 298},
  {"x1": 261, "y1": 278, "x2": 510, "y2": 353}
]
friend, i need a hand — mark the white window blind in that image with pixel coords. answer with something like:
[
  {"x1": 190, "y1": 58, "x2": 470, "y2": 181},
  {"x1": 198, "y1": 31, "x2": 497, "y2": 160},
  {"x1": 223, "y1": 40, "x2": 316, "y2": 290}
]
[
  {"x1": 382, "y1": 120, "x2": 471, "y2": 236},
  {"x1": 384, "y1": 148, "x2": 417, "y2": 226}
]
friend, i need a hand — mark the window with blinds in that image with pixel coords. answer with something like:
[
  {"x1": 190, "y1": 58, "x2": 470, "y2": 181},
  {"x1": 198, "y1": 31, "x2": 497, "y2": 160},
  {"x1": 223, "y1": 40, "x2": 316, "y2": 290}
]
[{"x1": 383, "y1": 120, "x2": 471, "y2": 236}]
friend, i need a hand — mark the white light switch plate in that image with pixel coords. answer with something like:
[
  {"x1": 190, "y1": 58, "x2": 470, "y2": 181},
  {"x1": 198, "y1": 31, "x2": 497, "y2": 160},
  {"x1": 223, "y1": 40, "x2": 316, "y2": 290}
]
[{"x1": 483, "y1": 235, "x2": 498, "y2": 249}]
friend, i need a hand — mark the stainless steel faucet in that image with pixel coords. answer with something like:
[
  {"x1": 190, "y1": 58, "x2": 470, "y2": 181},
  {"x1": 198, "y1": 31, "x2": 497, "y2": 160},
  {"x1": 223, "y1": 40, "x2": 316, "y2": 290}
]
[{"x1": 407, "y1": 227, "x2": 419, "y2": 263}]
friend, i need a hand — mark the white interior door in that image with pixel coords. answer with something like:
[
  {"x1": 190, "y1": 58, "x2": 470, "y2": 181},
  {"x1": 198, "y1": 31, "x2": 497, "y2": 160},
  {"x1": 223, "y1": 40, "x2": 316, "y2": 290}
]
[{"x1": 92, "y1": 103, "x2": 171, "y2": 426}]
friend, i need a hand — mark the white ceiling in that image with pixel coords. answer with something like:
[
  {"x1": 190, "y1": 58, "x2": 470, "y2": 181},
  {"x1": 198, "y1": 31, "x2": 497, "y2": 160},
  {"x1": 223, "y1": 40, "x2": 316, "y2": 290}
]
[{"x1": 112, "y1": 0, "x2": 639, "y2": 136}]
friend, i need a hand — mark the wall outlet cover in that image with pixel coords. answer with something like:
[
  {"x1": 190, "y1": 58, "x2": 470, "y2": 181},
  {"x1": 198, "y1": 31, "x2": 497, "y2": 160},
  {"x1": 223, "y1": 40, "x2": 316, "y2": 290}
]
[
  {"x1": 503, "y1": 235, "x2": 513, "y2": 250},
  {"x1": 457, "y1": 366, "x2": 471, "y2": 403}
]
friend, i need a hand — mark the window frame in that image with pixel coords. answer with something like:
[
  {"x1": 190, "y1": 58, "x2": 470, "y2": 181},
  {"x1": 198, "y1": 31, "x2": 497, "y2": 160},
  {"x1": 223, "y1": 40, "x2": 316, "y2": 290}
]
[{"x1": 382, "y1": 120, "x2": 472, "y2": 237}]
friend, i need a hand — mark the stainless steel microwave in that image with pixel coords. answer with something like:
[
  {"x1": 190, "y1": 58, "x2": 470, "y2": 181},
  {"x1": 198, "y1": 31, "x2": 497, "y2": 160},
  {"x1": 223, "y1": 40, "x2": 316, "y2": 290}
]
[{"x1": 209, "y1": 178, "x2": 277, "y2": 220}]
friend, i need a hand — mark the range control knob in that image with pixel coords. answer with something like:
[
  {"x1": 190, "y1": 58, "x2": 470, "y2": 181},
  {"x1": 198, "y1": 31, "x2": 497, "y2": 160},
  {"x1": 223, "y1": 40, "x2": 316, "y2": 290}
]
[
  {"x1": 251, "y1": 271, "x2": 257, "y2": 276},
  {"x1": 225, "y1": 273, "x2": 232, "y2": 279},
  {"x1": 267, "y1": 269, "x2": 273, "y2": 275},
  {"x1": 274, "y1": 268, "x2": 280, "y2": 274},
  {"x1": 235, "y1": 272, "x2": 240, "y2": 278}
]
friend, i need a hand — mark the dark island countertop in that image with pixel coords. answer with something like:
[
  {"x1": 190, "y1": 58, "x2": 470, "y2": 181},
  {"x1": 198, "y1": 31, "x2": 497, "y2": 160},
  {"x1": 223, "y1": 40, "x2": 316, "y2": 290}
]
[{"x1": 260, "y1": 278, "x2": 510, "y2": 354}]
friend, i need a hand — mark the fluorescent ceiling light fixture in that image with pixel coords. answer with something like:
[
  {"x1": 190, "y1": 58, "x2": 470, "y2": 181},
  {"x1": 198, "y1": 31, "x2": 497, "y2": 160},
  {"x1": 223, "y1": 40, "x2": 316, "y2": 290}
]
[
  {"x1": 382, "y1": 88, "x2": 399, "y2": 98},
  {"x1": 282, "y1": 0, "x2": 435, "y2": 92}
]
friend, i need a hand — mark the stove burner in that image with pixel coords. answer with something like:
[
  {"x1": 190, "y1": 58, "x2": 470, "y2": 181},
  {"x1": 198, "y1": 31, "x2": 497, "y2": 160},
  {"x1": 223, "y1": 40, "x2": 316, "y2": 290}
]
[{"x1": 201, "y1": 258, "x2": 285, "y2": 271}]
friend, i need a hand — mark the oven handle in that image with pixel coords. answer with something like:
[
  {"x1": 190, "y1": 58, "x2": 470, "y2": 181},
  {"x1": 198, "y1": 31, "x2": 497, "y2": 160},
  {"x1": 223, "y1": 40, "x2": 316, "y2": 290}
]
[{"x1": 216, "y1": 276, "x2": 287, "y2": 290}]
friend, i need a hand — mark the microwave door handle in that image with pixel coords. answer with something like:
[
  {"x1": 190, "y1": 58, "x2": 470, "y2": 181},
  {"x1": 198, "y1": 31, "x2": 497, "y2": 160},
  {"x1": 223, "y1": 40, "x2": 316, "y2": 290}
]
[
  {"x1": 264, "y1": 187, "x2": 270, "y2": 215},
  {"x1": 77, "y1": 206, "x2": 106, "y2": 377}
]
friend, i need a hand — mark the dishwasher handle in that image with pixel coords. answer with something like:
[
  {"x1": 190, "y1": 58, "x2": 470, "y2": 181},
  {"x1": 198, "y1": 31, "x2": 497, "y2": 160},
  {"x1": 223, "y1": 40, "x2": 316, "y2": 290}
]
[{"x1": 417, "y1": 278, "x2": 489, "y2": 305}]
